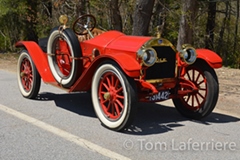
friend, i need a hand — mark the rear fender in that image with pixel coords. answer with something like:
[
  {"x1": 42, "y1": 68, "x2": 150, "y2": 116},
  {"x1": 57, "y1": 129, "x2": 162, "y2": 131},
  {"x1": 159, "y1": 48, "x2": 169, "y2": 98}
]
[
  {"x1": 15, "y1": 41, "x2": 55, "y2": 82},
  {"x1": 196, "y1": 49, "x2": 222, "y2": 68},
  {"x1": 70, "y1": 54, "x2": 141, "y2": 92}
]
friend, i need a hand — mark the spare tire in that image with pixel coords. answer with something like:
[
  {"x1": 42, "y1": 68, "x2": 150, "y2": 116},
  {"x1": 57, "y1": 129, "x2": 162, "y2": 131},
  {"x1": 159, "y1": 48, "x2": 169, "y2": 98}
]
[{"x1": 47, "y1": 27, "x2": 82, "y2": 88}]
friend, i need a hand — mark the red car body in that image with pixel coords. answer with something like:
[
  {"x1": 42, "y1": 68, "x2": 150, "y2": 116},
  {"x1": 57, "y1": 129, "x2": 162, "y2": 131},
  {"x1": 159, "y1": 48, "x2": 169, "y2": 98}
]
[
  {"x1": 15, "y1": 15, "x2": 222, "y2": 131},
  {"x1": 16, "y1": 31, "x2": 222, "y2": 96}
]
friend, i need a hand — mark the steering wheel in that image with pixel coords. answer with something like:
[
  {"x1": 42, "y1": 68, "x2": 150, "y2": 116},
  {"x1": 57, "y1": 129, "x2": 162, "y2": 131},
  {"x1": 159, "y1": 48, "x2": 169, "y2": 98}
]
[{"x1": 73, "y1": 14, "x2": 96, "y2": 35}]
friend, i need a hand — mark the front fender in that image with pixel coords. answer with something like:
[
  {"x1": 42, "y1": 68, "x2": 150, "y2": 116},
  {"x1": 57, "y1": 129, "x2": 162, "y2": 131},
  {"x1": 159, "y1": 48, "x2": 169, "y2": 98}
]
[
  {"x1": 196, "y1": 49, "x2": 222, "y2": 68},
  {"x1": 15, "y1": 41, "x2": 55, "y2": 82},
  {"x1": 104, "y1": 53, "x2": 141, "y2": 77},
  {"x1": 70, "y1": 54, "x2": 141, "y2": 92}
]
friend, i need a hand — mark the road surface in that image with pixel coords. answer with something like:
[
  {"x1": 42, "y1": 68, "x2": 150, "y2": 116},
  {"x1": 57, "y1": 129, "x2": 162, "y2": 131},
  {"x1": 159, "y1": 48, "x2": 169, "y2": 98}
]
[{"x1": 0, "y1": 69, "x2": 239, "y2": 160}]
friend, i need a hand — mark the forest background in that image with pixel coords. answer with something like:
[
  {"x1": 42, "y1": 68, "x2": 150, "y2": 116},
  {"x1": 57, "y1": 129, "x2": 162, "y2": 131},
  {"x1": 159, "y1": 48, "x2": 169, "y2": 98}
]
[{"x1": 0, "y1": 0, "x2": 239, "y2": 68}]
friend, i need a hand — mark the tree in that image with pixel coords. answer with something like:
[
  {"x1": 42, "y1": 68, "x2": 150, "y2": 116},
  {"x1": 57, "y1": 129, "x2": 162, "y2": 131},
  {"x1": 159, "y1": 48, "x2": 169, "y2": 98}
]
[
  {"x1": 76, "y1": 0, "x2": 90, "y2": 17},
  {"x1": 205, "y1": 1, "x2": 217, "y2": 50},
  {"x1": 109, "y1": 0, "x2": 122, "y2": 31},
  {"x1": 132, "y1": 0, "x2": 155, "y2": 36},
  {"x1": 23, "y1": 0, "x2": 39, "y2": 42},
  {"x1": 0, "y1": 0, "x2": 240, "y2": 68},
  {"x1": 152, "y1": 0, "x2": 166, "y2": 37},
  {"x1": 0, "y1": 0, "x2": 35, "y2": 50},
  {"x1": 177, "y1": 0, "x2": 198, "y2": 50},
  {"x1": 233, "y1": 0, "x2": 239, "y2": 55}
]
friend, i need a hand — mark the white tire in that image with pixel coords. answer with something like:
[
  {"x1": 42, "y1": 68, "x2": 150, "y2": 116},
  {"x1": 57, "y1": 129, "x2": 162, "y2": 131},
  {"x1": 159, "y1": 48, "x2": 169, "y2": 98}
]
[
  {"x1": 91, "y1": 62, "x2": 136, "y2": 131},
  {"x1": 47, "y1": 27, "x2": 82, "y2": 88},
  {"x1": 17, "y1": 50, "x2": 41, "y2": 99}
]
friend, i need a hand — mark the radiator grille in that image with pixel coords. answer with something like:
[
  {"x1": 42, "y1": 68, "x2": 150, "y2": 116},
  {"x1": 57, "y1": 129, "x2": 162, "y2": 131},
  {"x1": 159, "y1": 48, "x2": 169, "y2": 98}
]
[{"x1": 145, "y1": 46, "x2": 176, "y2": 80}]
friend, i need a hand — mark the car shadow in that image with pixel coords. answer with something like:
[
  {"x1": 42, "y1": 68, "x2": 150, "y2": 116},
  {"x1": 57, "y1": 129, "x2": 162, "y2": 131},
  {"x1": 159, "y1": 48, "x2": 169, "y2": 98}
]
[
  {"x1": 122, "y1": 102, "x2": 240, "y2": 135},
  {"x1": 36, "y1": 92, "x2": 240, "y2": 135},
  {"x1": 36, "y1": 92, "x2": 96, "y2": 118}
]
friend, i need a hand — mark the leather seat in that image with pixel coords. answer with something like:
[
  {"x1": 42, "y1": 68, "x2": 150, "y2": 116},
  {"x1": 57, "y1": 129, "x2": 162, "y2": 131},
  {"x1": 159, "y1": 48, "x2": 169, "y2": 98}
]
[{"x1": 78, "y1": 28, "x2": 105, "y2": 42}]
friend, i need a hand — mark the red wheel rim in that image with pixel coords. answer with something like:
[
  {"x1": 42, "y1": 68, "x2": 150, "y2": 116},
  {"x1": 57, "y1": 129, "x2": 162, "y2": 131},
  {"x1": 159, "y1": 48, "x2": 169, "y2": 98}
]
[
  {"x1": 54, "y1": 38, "x2": 72, "y2": 77},
  {"x1": 181, "y1": 67, "x2": 208, "y2": 110},
  {"x1": 20, "y1": 58, "x2": 33, "y2": 92},
  {"x1": 98, "y1": 72, "x2": 125, "y2": 120}
]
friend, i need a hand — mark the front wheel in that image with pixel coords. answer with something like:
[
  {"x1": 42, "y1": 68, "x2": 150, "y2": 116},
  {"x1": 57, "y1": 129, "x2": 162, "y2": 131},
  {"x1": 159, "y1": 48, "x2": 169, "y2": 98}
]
[
  {"x1": 17, "y1": 50, "x2": 41, "y2": 99},
  {"x1": 173, "y1": 61, "x2": 219, "y2": 119},
  {"x1": 91, "y1": 63, "x2": 137, "y2": 131}
]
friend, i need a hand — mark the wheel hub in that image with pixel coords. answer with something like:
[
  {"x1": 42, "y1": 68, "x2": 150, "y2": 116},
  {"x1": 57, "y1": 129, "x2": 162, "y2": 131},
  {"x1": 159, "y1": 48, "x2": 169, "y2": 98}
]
[
  {"x1": 103, "y1": 92, "x2": 110, "y2": 100},
  {"x1": 20, "y1": 71, "x2": 27, "y2": 77},
  {"x1": 104, "y1": 87, "x2": 117, "y2": 101},
  {"x1": 21, "y1": 65, "x2": 31, "y2": 78}
]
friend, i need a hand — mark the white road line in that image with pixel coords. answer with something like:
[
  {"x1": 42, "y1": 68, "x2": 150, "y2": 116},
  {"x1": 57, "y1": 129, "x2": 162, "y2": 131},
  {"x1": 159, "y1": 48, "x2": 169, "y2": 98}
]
[{"x1": 0, "y1": 104, "x2": 131, "y2": 160}]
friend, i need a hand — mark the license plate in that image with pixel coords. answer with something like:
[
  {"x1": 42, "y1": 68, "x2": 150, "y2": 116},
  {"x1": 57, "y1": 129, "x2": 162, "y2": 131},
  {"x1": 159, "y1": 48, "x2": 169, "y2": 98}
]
[{"x1": 149, "y1": 90, "x2": 170, "y2": 101}]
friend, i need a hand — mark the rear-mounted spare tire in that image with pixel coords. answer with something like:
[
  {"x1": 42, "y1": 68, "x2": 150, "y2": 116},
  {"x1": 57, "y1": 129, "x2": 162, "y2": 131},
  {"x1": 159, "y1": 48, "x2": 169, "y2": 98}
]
[{"x1": 47, "y1": 27, "x2": 82, "y2": 88}]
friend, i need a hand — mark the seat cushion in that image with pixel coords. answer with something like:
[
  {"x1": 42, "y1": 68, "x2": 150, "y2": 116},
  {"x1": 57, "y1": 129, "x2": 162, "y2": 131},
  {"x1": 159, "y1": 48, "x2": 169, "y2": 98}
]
[{"x1": 78, "y1": 28, "x2": 105, "y2": 42}]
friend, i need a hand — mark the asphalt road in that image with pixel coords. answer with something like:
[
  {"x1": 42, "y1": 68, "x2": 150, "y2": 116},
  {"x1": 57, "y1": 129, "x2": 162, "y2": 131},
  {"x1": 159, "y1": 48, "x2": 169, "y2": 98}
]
[{"x1": 0, "y1": 69, "x2": 240, "y2": 160}]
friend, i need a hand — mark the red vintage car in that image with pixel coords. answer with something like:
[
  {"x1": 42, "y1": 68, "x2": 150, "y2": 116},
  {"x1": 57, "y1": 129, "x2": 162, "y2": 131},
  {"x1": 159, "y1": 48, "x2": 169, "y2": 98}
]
[{"x1": 15, "y1": 14, "x2": 222, "y2": 131}]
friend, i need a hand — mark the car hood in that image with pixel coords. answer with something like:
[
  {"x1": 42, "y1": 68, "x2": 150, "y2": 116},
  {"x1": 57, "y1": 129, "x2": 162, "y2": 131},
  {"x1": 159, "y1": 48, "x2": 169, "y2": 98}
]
[
  {"x1": 85, "y1": 30, "x2": 152, "y2": 53},
  {"x1": 104, "y1": 31, "x2": 152, "y2": 53}
]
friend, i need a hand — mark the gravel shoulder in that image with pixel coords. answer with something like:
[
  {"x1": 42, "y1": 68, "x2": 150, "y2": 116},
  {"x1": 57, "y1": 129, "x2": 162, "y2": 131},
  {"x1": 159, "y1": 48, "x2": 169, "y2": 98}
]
[
  {"x1": 215, "y1": 67, "x2": 240, "y2": 116},
  {"x1": 0, "y1": 53, "x2": 239, "y2": 116},
  {"x1": 0, "y1": 53, "x2": 18, "y2": 73}
]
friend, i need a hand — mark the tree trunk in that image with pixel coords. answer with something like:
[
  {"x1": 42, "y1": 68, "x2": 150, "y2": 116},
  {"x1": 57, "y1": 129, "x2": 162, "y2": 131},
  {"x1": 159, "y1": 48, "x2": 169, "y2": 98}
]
[
  {"x1": 85, "y1": 0, "x2": 90, "y2": 14},
  {"x1": 177, "y1": 0, "x2": 198, "y2": 50},
  {"x1": 217, "y1": 2, "x2": 229, "y2": 55},
  {"x1": 226, "y1": 5, "x2": 232, "y2": 66},
  {"x1": 205, "y1": 1, "x2": 217, "y2": 50},
  {"x1": 132, "y1": 0, "x2": 155, "y2": 36},
  {"x1": 25, "y1": 0, "x2": 39, "y2": 42},
  {"x1": 233, "y1": 0, "x2": 239, "y2": 54},
  {"x1": 109, "y1": 0, "x2": 122, "y2": 31},
  {"x1": 235, "y1": 0, "x2": 240, "y2": 68},
  {"x1": 76, "y1": 0, "x2": 86, "y2": 17},
  {"x1": 152, "y1": 1, "x2": 166, "y2": 37}
]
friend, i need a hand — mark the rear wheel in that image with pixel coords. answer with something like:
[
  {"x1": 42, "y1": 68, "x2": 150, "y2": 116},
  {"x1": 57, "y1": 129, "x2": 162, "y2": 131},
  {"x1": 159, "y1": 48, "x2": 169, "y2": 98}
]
[
  {"x1": 173, "y1": 61, "x2": 219, "y2": 119},
  {"x1": 91, "y1": 62, "x2": 137, "y2": 131},
  {"x1": 17, "y1": 50, "x2": 41, "y2": 99},
  {"x1": 47, "y1": 27, "x2": 82, "y2": 88}
]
